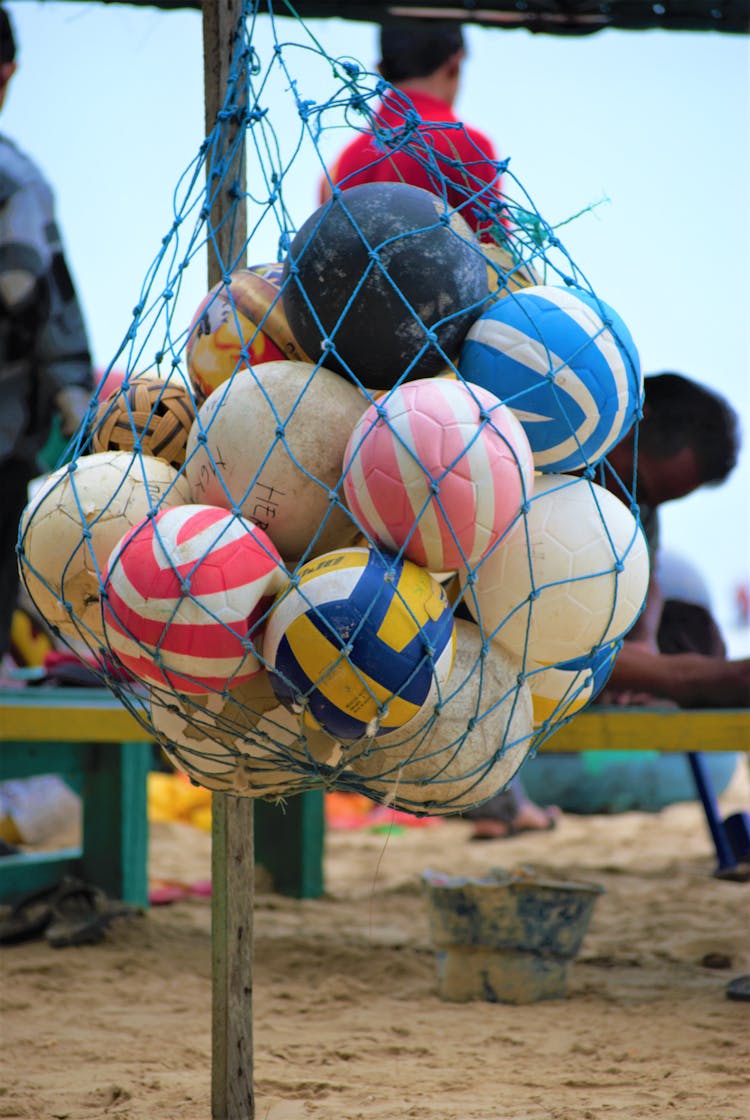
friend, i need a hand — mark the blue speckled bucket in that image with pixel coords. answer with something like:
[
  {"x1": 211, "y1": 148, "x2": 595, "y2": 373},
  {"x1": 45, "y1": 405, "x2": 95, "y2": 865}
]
[{"x1": 423, "y1": 867, "x2": 604, "y2": 1003}]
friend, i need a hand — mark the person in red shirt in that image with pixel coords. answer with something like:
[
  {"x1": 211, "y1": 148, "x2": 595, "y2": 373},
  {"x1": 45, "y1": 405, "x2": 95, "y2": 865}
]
[{"x1": 319, "y1": 20, "x2": 508, "y2": 239}]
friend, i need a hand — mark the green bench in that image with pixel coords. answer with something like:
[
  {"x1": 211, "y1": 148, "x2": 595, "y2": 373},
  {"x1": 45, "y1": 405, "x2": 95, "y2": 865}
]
[{"x1": 0, "y1": 687, "x2": 324, "y2": 905}]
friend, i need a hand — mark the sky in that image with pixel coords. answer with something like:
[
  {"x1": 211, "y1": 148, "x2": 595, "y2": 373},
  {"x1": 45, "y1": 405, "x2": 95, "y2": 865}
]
[{"x1": 4, "y1": 1, "x2": 749, "y2": 648}]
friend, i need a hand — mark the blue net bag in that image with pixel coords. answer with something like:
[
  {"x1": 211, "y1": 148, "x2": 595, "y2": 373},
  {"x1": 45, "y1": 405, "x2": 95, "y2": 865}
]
[{"x1": 16, "y1": 3, "x2": 647, "y2": 815}]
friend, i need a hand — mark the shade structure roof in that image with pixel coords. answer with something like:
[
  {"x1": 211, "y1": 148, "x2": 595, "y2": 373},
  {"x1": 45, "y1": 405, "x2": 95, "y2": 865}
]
[{"x1": 69, "y1": 0, "x2": 750, "y2": 35}]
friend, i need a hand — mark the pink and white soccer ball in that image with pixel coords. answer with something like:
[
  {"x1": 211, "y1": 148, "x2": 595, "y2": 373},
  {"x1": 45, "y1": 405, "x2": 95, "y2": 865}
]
[
  {"x1": 342, "y1": 378, "x2": 533, "y2": 572},
  {"x1": 102, "y1": 504, "x2": 286, "y2": 693}
]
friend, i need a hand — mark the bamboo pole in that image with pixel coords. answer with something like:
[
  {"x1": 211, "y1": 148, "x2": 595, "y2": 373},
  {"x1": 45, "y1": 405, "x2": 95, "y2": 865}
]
[{"x1": 202, "y1": 3, "x2": 254, "y2": 1117}]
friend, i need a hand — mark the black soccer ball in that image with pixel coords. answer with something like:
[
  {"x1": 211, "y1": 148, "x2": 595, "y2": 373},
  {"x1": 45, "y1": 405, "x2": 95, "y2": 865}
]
[{"x1": 281, "y1": 182, "x2": 489, "y2": 390}]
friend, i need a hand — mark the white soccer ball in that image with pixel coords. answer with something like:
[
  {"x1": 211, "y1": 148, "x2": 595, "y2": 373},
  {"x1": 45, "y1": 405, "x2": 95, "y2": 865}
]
[
  {"x1": 460, "y1": 473, "x2": 650, "y2": 664},
  {"x1": 18, "y1": 451, "x2": 190, "y2": 643},
  {"x1": 150, "y1": 673, "x2": 339, "y2": 796}
]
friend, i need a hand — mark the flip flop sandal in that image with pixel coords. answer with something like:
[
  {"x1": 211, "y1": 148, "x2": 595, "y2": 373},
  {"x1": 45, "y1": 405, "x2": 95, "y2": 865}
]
[
  {"x1": 0, "y1": 880, "x2": 68, "y2": 946},
  {"x1": 726, "y1": 975, "x2": 750, "y2": 1002},
  {"x1": 469, "y1": 811, "x2": 559, "y2": 842},
  {"x1": 44, "y1": 877, "x2": 136, "y2": 949}
]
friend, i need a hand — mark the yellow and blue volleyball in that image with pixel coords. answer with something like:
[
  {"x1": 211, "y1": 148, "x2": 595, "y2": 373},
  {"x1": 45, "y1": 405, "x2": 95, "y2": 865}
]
[
  {"x1": 263, "y1": 547, "x2": 456, "y2": 741},
  {"x1": 458, "y1": 284, "x2": 643, "y2": 473}
]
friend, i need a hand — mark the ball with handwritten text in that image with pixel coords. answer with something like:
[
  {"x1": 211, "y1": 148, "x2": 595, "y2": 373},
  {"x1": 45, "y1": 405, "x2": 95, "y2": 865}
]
[{"x1": 183, "y1": 360, "x2": 364, "y2": 563}]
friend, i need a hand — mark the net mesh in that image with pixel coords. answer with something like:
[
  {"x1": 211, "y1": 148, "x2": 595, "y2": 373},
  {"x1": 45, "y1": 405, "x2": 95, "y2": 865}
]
[{"x1": 16, "y1": 2, "x2": 646, "y2": 816}]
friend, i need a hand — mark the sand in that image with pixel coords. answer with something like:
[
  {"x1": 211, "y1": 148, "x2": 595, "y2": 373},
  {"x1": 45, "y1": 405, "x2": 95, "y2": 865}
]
[{"x1": 1, "y1": 761, "x2": 749, "y2": 1120}]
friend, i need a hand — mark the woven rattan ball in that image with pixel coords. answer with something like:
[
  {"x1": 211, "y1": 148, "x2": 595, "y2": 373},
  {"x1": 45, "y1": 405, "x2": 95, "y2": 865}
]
[{"x1": 91, "y1": 375, "x2": 195, "y2": 469}]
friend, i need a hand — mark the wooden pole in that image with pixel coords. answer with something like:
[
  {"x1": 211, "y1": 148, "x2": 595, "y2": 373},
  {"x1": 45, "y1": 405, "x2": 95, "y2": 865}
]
[
  {"x1": 202, "y1": 3, "x2": 253, "y2": 1118},
  {"x1": 210, "y1": 794, "x2": 255, "y2": 1120},
  {"x1": 203, "y1": 0, "x2": 249, "y2": 283}
]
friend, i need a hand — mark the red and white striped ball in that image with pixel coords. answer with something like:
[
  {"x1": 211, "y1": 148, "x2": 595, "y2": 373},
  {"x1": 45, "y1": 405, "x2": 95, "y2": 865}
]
[
  {"x1": 102, "y1": 504, "x2": 286, "y2": 693},
  {"x1": 342, "y1": 378, "x2": 534, "y2": 572}
]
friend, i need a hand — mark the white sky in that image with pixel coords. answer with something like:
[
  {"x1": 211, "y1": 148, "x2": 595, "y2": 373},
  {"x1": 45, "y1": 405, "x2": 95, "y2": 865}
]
[{"x1": 4, "y1": 2, "x2": 749, "y2": 647}]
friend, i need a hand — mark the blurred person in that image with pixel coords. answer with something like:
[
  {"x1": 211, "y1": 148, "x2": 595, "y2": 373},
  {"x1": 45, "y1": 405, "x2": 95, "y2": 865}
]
[
  {"x1": 472, "y1": 376, "x2": 750, "y2": 838},
  {"x1": 600, "y1": 372, "x2": 750, "y2": 708},
  {"x1": 0, "y1": 5, "x2": 94, "y2": 664},
  {"x1": 319, "y1": 19, "x2": 508, "y2": 237}
]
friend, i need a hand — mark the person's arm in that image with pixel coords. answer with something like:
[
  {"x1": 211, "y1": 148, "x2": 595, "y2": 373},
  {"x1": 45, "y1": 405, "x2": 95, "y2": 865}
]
[
  {"x1": 35, "y1": 243, "x2": 94, "y2": 436},
  {"x1": 605, "y1": 644, "x2": 750, "y2": 708},
  {"x1": 0, "y1": 174, "x2": 48, "y2": 322},
  {"x1": 625, "y1": 573, "x2": 663, "y2": 649}
]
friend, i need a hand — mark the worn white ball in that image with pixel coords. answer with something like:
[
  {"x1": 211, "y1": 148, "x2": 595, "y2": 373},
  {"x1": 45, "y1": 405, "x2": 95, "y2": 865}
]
[
  {"x1": 184, "y1": 360, "x2": 365, "y2": 562},
  {"x1": 150, "y1": 673, "x2": 339, "y2": 796},
  {"x1": 461, "y1": 473, "x2": 649, "y2": 664},
  {"x1": 18, "y1": 451, "x2": 190, "y2": 643},
  {"x1": 347, "y1": 618, "x2": 533, "y2": 814}
]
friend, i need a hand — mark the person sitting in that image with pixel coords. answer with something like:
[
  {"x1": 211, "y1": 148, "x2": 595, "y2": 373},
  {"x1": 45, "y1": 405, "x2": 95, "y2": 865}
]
[
  {"x1": 463, "y1": 372, "x2": 749, "y2": 837},
  {"x1": 600, "y1": 372, "x2": 749, "y2": 708}
]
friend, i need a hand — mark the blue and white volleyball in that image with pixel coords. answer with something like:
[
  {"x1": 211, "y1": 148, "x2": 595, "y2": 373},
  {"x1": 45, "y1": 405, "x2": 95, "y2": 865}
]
[
  {"x1": 526, "y1": 662, "x2": 595, "y2": 730},
  {"x1": 559, "y1": 640, "x2": 620, "y2": 701},
  {"x1": 527, "y1": 640, "x2": 620, "y2": 729},
  {"x1": 458, "y1": 285, "x2": 643, "y2": 473},
  {"x1": 263, "y1": 547, "x2": 456, "y2": 741}
]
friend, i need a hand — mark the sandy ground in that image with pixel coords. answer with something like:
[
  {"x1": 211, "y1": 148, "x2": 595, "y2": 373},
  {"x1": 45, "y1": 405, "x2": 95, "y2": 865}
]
[{"x1": 1, "y1": 761, "x2": 749, "y2": 1120}]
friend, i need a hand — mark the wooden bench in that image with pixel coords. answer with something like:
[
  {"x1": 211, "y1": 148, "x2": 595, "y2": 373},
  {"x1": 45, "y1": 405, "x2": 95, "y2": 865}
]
[
  {"x1": 539, "y1": 706, "x2": 750, "y2": 875},
  {"x1": 539, "y1": 707, "x2": 748, "y2": 755},
  {"x1": 0, "y1": 689, "x2": 151, "y2": 906}
]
